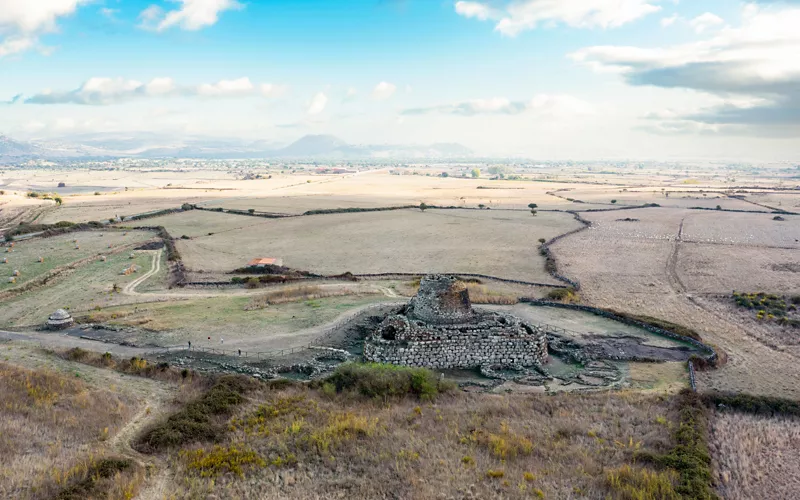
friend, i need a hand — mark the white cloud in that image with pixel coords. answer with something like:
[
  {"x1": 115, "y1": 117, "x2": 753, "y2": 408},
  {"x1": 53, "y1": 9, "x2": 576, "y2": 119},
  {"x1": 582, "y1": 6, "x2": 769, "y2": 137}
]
[
  {"x1": 454, "y1": 0, "x2": 661, "y2": 36},
  {"x1": 307, "y1": 92, "x2": 328, "y2": 115},
  {"x1": 0, "y1": 0, "x2": 90, "y2": 57},
  {"x1": 25, "y1": 77, "x2": 287, "y2": 105},
  {"x1": 454, "y1": 1, "x2": 499, "y2": 21},
  {"x1": 690, "y1": 12, "x2": 723, "y2": 34},
  {"x1": 140, "y1": 0, "x2": 243, "y2": 32},
  {"x1": 371, "y1": 81, "x2": 397, "y2": 100},
  {"x1": 197, "y1": 77, "x2": 253, "y2": 96},
  {"x1": 660, "y1": 14, "x2": 679, "y2": 27},
  {"x1": 571, "y1": 4, "x2": 800, "y2": 135},
  {"x1": 403, "y1": 94, "x2": 593, "y2": 117}
]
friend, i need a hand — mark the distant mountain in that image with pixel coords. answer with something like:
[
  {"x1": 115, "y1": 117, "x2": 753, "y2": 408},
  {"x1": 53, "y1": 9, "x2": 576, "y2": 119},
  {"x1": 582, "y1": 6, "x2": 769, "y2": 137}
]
[
  {"x1": 277, "y1": 134, "x2": 350, "y2": 157},
  {"x1": 0, "y1": 135, "x2": 41, "y2": 157},
  {"x1": 0, "y1": 133, "x2": 473, "y2": 160}
]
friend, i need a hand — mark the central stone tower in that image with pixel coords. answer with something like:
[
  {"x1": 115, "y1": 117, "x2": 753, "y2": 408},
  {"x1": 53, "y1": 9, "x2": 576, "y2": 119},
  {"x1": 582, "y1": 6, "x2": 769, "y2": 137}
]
[
  {"x1": 364, "y1": 275, "x2": 548, "y2": 369},
  {"x1": 407, "y1": 275, "x2": 474, "y2": 325}
]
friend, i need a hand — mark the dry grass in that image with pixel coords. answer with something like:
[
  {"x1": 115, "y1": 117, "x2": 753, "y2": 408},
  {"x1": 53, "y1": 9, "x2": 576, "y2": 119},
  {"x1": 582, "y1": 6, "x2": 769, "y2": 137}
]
[
  {"x1": 161, "y1": 385, "x2": 680, "y2": 499},
  {"x1": 175, "y1": 209, "x2": 581, "y2": 281},
  {"x1": 0, "y1": 362, "x2": 137, "y2": 499},
  {"x1": 709, "y1": 411, "x2": 800, "y2": 499},
  {"x1": 244, "y1": 285, "x2": 378, "y2": 309}
]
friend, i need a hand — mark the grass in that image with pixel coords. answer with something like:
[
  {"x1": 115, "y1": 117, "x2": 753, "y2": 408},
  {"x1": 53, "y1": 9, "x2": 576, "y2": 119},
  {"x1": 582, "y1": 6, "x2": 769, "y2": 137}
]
[
  {"x1": 53, "y1": 457, "x2": 143, "y2": 500},
  {"x1": 162, "y1": 383, "x2": 683, "y2": 498},
  {"x1": 0, "y1": 361, "x2": 137, "y2": 499},
  {"x1": 323, "y1": 362, "x2": 455, "y2": 400},
  {"x1": 244, "y1": 284, "x2": 378, "y2": 309},
  {"x1": 135, "y1": 375, "x2": 257, "y2": 453},
  {"x1": 605, "y1": 465, "x2": 679, "y2": 500}
]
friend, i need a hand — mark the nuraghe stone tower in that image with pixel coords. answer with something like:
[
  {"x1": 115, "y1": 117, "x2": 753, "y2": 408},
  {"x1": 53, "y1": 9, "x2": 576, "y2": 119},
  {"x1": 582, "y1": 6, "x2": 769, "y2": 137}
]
[{"x1": 364, "y1": 275, "x2": 548, "y2": 369}]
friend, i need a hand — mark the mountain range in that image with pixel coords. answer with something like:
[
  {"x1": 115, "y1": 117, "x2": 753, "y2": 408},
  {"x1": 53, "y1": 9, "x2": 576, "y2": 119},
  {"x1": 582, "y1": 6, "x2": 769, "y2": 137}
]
[{"x1": 0, "y1": 134, "x2": 473, "y2": 161}]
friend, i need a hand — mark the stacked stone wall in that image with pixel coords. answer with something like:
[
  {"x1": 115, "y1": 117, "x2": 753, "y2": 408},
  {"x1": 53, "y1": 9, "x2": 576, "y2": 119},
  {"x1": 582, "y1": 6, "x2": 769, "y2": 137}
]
[{"x1": 364, "y1": 334, "x2": 547, "y2": 369}]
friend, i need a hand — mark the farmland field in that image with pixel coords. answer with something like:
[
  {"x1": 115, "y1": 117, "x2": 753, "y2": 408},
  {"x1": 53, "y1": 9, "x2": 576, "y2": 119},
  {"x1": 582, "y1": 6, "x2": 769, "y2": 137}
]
[
  {"x1": 1, "y1": 230, "x2": 153, "y2": 292},
  {"x1": 174, "y1": 208, "x2": 582, "y2": 280},
  {"x1": 0, "y1": 250, "x2": 157, "y2": 327}
]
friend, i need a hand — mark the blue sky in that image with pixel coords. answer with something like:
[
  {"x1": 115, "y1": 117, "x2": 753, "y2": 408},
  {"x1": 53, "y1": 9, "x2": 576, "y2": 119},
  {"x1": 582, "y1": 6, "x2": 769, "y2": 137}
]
[{"x1": 1, "y1": 1, "x2": 798, "y2": 159}]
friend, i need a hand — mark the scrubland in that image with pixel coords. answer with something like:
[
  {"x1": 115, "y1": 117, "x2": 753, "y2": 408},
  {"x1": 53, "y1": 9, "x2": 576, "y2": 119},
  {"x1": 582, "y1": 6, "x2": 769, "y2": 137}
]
[
  {"x1": 0, "y1": 355, "x2": 143, "y2": 499},
  {"x1": 710, "y1": 411, "x2": 800, "y2": 499}
]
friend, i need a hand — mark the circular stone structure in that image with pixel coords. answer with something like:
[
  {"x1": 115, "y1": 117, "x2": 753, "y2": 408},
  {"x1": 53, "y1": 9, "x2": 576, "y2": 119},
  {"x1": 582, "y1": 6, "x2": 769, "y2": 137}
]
[
  {"x1": 365, "y1": 275, "x2": 547, "y2": 369},
  {"x1": 47, "y1": 309, "x2": 74, "y2": 330}
]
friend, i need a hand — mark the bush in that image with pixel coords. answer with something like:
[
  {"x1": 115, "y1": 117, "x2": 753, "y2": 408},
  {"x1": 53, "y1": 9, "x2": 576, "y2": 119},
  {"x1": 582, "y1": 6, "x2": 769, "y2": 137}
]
[
  {"x1": 547, "y1": 287, "x2": 577, "y2": 302},
  {"x1": 701, "y1": 392, "x2": 800, "y2": 417},
  {"x1": 325, "y1": 363, "x2": 453, "y2": 400},
  {"x1": 135, "y1": 376, "x2": 256, "y2": 453},
  {"x1": 639, "y1": 390, "x2": 716, "y2": 500}
]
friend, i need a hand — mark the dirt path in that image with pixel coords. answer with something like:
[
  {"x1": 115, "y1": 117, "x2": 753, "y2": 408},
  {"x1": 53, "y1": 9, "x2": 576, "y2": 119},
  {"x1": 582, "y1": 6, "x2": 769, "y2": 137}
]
[
  {"x1": 107, "y1": 392, "x2": 173, "y2": 500},
  {"x1": 665, "y1": 217, "x2": 687, "y2": 294},
  {"x1": 124, "y1": 249, "x2": 163, "y2": 295}
]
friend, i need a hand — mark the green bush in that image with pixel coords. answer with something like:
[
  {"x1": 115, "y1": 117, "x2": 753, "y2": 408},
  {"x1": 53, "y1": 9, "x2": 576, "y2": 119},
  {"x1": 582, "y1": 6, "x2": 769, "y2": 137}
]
[
  {"x1": 325, "y1": 363, "x2": 453, "y2": 400},
  {"x1": 702, "y1": 392, "x2": 800, "y2": 417},
  {"x1": 638, "y1": 389, "x2": 717, "y2": 500},
  {"x1": 135, "y1": 376, "x2": 256, "y2": 453}
]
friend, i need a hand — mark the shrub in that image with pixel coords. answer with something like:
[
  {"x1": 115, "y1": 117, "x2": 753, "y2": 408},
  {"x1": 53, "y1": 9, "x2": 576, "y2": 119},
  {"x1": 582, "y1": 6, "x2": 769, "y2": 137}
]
[
  {"x1": 135, "y1": 376, "x2": 255, "y2": 452},
  {"x1": 528, "y1": 203, "x2": 537, "y2": 209},
  {"x1": 701, "y1": 392, "x2": 800, "y2": 417},
  {"x1": 611, "y1": 199, "x2": 617, "y2": 204},
  {"x1": 54, "y1": 458, "x2": 136, "y2": 500},
  {"x1": 547, "y1": 287, "x2": 577, "y2": 302},
  {"x1": 605, "y1": 465, "x2": 679, "y2": 500},
  {"x1": 639, "y1": 389, "x2": 716, "y2": 499},
  {"x1": 181, "y1": 445, "x2": 265, "y2": 478},
  {"x1": 325, "y1": 363, "x2": 453, "y2": 400}
]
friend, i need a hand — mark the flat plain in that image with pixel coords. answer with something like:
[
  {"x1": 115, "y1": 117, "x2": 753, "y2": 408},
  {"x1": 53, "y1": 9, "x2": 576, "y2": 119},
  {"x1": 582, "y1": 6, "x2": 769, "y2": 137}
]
[{"x1": 173, "y1": 208, "x2": 582, "y2": 280}]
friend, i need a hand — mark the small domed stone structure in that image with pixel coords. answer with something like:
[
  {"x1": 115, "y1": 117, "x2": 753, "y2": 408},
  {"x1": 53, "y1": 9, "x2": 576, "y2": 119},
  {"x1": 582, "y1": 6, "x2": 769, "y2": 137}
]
[
  {"x1": 365, "y1": 275, "x2": 548, "y2": 369},
  {"x1": 47, "y1": 309, "x2": 74, "y2": 330}
]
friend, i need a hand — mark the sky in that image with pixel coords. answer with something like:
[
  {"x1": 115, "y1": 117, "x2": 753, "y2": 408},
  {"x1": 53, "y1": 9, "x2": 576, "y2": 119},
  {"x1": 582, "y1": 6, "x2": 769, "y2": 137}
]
[{"x1": 1, "y1": 0, "x2": 799, "y2": 159}]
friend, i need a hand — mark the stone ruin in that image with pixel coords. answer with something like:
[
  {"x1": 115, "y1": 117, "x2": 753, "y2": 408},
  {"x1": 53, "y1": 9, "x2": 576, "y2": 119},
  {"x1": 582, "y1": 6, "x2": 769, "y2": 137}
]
[
  {"x1": 364, "y1": 275, "x2": 547, "y2": 369},
  {"x1": 47, "y1": 309, "x2": 74, "y2": 330}
]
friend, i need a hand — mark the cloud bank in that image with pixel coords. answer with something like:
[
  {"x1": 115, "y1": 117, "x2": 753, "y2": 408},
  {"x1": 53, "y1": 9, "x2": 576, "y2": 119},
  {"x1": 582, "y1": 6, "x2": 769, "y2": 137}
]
[
  {"x1": 403, "y1": 94, "x2": 592, "y2": 117},
  {"x1": 571, "y1": 4, "x2": 800, "y2": 135},
  {"x1": 0, "y1": 0, "x2": 90, "y2": 57},
  {"x1": 25, "y1": 77, "x2": 286, "y2": 105},
  {"x1": 454, "y1": 0, "x2": 660, "y2": 36}
]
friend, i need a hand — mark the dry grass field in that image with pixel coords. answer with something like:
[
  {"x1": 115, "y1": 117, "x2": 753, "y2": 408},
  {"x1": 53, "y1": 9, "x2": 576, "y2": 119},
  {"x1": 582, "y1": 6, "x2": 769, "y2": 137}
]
[
  {"x1": 550, "y1": 206, "x2": 800, "y2": 399},
  {"x1": 0, "y1": 348, "x2": 147, "y2": 499},
  {"x1": 95, "y1": 293, "x2": 392, "y2": 349},
  {"x1": 174, "y1": 208, "x2": 580, "y2": 280},
  {"x1": 0, "y1": 250, "x2": 157, "y2": 327},
  {"x1": 164, "y1": 384, "x2": 678, "y2": 499},
  {"x1": 1, "y1": 229, "x2": 153, "y2": 292},
  {"x1": 709, "y1": 411, "x2": 800, "y2": 499}
]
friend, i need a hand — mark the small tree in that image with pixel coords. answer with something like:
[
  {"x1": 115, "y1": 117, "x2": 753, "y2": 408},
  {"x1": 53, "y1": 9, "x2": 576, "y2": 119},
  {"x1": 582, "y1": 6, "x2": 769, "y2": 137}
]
[
  {"x1": 53, "y1": 196, "x2": 63, "y2": 205},
  {"x1": 478, "y1": 204, "x2": 486, "y2": 209},
  {"x1": 441, "y1": 172, "x2": 448, "y2": 178},
  {"x1": 248, "y1": 209, "x2": 255, "y2": 214},
  {"x1": 419, "y1": 202, "x2": 428, "y2": 212},
  {"x1": 538, "y1": 238, "x2": 546, "y2": 244},
  {"x1": 716, "y1": 205, "x2": 722, "y2": 210},
  {"x1": 471, "y1": 168, "x2": 481, "y2": 179},
  {"x1": 528, "y1": 203, "x2": 537, "y2": 209},
  {"x1": 530, "y1": 209, "x2": 537, "y2": 216},
  {"x1": 611, "y1": 199, "x2": 617, "y2": 204}
]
